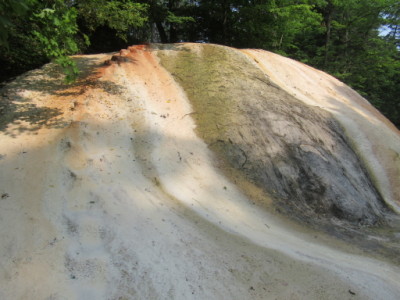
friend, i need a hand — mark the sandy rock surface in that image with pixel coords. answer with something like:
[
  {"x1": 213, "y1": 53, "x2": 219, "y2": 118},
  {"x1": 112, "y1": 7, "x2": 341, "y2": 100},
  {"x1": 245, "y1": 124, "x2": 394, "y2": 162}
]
[{"x1": 0, "y1": 43, "x2": 399, "y2": 299}]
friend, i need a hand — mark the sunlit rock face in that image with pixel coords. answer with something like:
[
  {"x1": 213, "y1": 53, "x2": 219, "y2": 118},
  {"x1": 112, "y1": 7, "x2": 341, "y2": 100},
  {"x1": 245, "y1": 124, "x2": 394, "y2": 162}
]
[{"x1": 0, "y1": 43, "x2": 399, "y2": 299}]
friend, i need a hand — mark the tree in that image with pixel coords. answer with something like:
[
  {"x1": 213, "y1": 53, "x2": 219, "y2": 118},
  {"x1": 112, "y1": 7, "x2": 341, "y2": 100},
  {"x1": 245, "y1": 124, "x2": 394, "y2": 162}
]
[
  {"x1": 0, "y1": 0, "x2": 36, "y2": 47},
  {"x1": 0, "y1": 0, "x2": 149, "y2": 82},
  {"x1": 234, "y1": 0, "x2": 323, "y2": 54},
  {"x1": 137, "y1": 0, "x2": 194, "y2": 43},
  {"x1": 304, "y1": 0, "x2": 399, "y2": 127},
  {"x1": 73, "y1": 0, "x2": 148, "y2": 53},
  {"x1": 31, "y1": 0, "x2": 82, "y2": 82},
  {"x1": 383, "y1": 0, "x2": 400, "y2": 46}
]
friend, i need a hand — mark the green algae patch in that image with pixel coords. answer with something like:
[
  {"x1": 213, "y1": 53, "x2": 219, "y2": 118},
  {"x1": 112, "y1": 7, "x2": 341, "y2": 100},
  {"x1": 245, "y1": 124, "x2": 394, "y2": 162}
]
[
  {"x1": 156, "y1": 43, "x2": 277, "y2": 208},
  {"x1": 156, "y1": 44, "x2": 240, "y2": 144}
]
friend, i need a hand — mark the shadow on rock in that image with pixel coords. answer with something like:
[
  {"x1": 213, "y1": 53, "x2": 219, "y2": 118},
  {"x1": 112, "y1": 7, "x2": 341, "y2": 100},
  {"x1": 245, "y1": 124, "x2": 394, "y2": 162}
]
[
  {"x1": 0, "y1": 94, "x2": 66, "y2": 138},
  {"x1": 0, "y1": 55, "x2": 130, "y2": 137}
]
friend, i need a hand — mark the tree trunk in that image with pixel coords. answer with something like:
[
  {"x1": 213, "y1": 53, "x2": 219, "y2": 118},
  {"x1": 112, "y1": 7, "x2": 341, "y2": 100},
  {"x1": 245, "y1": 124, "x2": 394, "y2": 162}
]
[
  {"x1": 156, "y1": 22, "x2": 168, "y2": 43},
  {"x1": 168, "y1": 0, "x2": 177, "y2": 42},
  {"x1": 221, "y1": 0, "x2": 229, "y2": 45},
  {"x1": 324, "y1": 14, "x2": 332, "y2": 66},
  {"x1": 324, "y1": 1, "x2": 335, "y2": 66}
]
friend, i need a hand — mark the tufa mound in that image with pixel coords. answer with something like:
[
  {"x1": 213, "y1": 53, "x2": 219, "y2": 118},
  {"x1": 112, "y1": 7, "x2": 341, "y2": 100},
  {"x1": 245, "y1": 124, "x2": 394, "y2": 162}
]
[{"x1": 0, "y1": 43, "x2": 399, "y2": 299}]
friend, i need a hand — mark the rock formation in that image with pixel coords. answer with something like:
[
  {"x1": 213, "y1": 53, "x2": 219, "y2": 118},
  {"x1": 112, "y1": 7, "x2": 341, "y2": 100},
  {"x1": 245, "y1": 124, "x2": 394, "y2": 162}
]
[{"x1": 0, "y1": 43, "x2": 399, "y2": 299}]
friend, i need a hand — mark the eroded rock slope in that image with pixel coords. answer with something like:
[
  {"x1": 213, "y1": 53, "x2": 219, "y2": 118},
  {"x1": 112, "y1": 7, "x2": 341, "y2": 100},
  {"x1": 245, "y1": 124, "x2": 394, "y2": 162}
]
[
  {"x1": 157, "y1": 44, "x2": 397, "y2": 226},
  {"x1": 0, "y1": 43, "x2": 399, "y2": 299}
]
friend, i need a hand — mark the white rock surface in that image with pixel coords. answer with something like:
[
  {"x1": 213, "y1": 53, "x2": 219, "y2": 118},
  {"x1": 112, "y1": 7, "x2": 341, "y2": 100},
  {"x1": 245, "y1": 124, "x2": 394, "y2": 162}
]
[{"x1": 0, "y1": 44, "x2": 399, "y2": 299}]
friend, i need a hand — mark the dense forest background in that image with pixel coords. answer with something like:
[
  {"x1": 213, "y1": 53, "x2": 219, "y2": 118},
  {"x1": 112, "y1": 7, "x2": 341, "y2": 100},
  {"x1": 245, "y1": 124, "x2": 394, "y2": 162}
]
[{"x1": 1, "y1": 0, "x2": 399, "y2": 127}]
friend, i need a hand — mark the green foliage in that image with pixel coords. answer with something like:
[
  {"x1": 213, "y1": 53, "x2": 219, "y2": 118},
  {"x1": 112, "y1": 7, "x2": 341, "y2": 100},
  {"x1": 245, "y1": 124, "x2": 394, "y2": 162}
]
[
  {"x1": 0, "y1": 0, "x2": 148, "y2": 83},
  {"x1": 347, "y1": 37, "x2": 400, "y2": 126},
  {"x1": 0, "y1": 1, "x2": 48, "y2": 82},
  {"x1": 0, "y1": 0, "x2": 35, "y2": 47},
  {"x1": 269, "y1": 3, "x2": 322, "y2": 49},
  {"x1": 31, "y1": 0, "x2": 81, "y2": 82},
  {"x1": 77, "y1": 0, "x2": 148, "y2": 41},
  {"x1": 165, "y1": 11, "x2": 194, "y2": 24},
  {"x1": 301, "y1": 0, "x2": 400, "y2": 127},
  {"x1": 139, "y1": 0, "x2": 195, "y2": 43}
]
